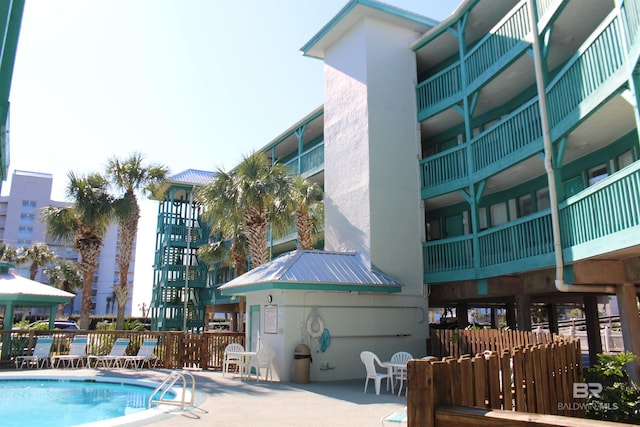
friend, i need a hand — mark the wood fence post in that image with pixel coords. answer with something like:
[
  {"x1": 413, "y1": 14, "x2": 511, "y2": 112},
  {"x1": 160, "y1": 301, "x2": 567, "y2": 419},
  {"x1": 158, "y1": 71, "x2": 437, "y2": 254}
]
[{"x1": 408, "y1": 359, "x2": 435, "y2": 427}]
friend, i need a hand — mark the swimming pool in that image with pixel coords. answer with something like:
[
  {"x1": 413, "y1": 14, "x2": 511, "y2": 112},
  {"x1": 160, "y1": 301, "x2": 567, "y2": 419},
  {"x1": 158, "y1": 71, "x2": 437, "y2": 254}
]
[{"x1": 0, "y1": 376, "x2": 179, "y2": 427}]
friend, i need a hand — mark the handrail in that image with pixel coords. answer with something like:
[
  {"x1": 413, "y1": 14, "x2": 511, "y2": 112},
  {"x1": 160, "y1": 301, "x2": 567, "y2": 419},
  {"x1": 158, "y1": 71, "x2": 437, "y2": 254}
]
[{"x1": 148, "y1": 370, "x2": 196, "y2": 410}]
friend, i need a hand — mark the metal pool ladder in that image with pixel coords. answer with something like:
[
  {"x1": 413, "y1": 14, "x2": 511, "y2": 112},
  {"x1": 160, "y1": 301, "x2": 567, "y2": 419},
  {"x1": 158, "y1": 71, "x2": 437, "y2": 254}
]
[{"x1": 148, "y1": 370, "x2": 196, "y2": 410}]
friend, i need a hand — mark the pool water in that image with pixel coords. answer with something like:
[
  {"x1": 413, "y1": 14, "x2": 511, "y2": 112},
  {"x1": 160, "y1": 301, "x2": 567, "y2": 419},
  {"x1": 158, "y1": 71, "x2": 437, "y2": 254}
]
[{"x1": 0, "y1": 379, "x2": 167, "y2": 427}]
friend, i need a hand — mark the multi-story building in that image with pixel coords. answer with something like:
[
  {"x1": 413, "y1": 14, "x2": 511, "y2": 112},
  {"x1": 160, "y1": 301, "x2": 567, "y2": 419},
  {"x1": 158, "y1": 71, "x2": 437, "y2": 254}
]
[
  {"x1": 152, "y1": 0, "x2": 640, "y2": 381},
  {"x1": 0, "y1": 170, "x2": 136, "y2": 316},
  {"x1": 0, "y1": 0, "x2": 25, "y2": 194}
]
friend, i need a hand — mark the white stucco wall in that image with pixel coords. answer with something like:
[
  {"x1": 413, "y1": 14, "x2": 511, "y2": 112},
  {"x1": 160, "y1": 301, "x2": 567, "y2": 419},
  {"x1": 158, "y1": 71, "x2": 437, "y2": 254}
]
[
  {"x1": 323, "y1": 17, "x2": 425, "y2": 292},
  {"x1": 246, "y1": 290, "x2": 428, "y2": 382}
]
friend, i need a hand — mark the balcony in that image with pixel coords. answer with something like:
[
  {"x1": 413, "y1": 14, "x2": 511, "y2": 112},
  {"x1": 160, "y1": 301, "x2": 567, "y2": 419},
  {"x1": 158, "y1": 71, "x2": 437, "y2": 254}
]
[
  {"x1": 160, "y1": 264, "x2": 209, "y2": 288},
  {"x1": 284, "y1": 142, "x2": 324, "y2": 177},
  {"x1": 420, "y1": 2, "x2": 635, "y2": 198},
  {"x1": 160, "y1": 224, "x2": 209, "y2": 247},
  {"x1": 416, "y1": 0, "x2": 538, "y2": 121},
  {"x1": 424, "y1": 161, "x2": 640, "y2": 283}
]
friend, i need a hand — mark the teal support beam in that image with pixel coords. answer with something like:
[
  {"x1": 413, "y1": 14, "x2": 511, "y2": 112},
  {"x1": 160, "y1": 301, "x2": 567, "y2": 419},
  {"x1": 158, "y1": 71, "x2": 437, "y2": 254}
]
[{"x1": 294, "y1": 125, "x2": 306, "y2": 175}]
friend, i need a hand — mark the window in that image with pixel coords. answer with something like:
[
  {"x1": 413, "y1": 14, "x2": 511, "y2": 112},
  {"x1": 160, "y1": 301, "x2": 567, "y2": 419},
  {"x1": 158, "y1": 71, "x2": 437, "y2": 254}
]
[
  {"x1": 478, "y1": 207, "x2": 488, "y2": 230},
  {"x1": 588, "y1": 164, "x2": 608, "y2": 186},
  {"x1": 427, "y1": 219, "x2": 441, "y2": 240},
  {"x1": 19, "y1": 213, "x2": 35, "y2": 226},
  {"x1": 536, "y1": 188, "x2": 550, "y2": 210},
  {"x1": 518, "y1": 194, "x2": 533, "y2": 217},
  {"x1": 617, "y1": 150, "x2": 633, "y2": 170},
  {"x1": 21, "y1": 200, "x2": 36, "y2": 212},
  {"x1": 17, "y1": 226, "x2": 33, "y2": 239},
  {"x1": 490, "y1": 202, "x2": 508, "y2": 226}
]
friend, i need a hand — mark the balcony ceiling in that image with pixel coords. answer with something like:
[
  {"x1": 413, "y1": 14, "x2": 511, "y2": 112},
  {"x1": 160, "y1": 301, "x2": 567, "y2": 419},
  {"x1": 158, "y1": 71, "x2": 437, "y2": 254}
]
[
  {"x1": 418, "y1": 0, "x2": 616, "y2": 138},
  {"x1": 562, "y1": 94, "x2": 637, "y2": 166},
  {"x1": 414, "y1": 0, "x2": 518, "y2": 74}
]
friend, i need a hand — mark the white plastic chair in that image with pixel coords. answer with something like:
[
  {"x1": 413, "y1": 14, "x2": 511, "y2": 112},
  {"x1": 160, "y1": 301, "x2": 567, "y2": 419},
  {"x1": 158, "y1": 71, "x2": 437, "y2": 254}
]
[
  {"x1": 51, "y1": 335, "x2": 88, "y2": 368},
  {"x1": 222, "y1": 343, "x2": 245, "y2": 376},
  {"x1": 390, "y1": 351, "x2": 413, "y2": 396},
  {"x1": 122, "y1": 339, "x2": 159, "y2": 369},
  {"x1": 250, "y1": 346, "x2": 274, "y2": 382},
  {"x1": 360, "y1": 351, "x2": 393, "y2": 395},
  {"x1": 87, "y1": 338, "x2": 130, "y2": 368},
  {"x1": 15, "y1": 336, "x2": 54, "y2": 369}
]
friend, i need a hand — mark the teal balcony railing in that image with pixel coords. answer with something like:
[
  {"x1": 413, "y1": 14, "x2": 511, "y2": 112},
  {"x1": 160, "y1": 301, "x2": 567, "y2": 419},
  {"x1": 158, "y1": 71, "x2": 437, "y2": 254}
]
[
  {"x1": 477, "y1": 210, "x2": 554, "y2": 267},
  {"x1": 625, "y1": 0, "x2": 640, "y2": 45},
  {"x1": 424, "y1": 161, "x2": 640, "y2": 282},
  {"x1": 471, "y1": 99, "x2": 542, "y2": 172},
  {"x1": 416, "y1": 0, "x2": 556, "y2": 120},
  {"x1": 559, "y1": 161, "x2": 640, "y2": 252},
  {"x1": 421, "y1": 1, "x2": 635, "y2": 197},
  {"x1": 300, "y1": 143, "x2": 324, "y2": 175},
  {"x1": 161, "y1": 224, "x2": 209, "y2": 246},
  {"x1": 420, "y1": 144, "x2": 467, "y2": 189},
  {"x1": 416, "y1": 62, "x2": 461, "y2": 118},
  {"x1": 546, "y1": 10, "x2": 627, "y2": 135},
  {"x1": 284, "y1": 143, "x2": 325, "y2": 176},
  {"x1": 464, "y1": 2, "x2": 530, "y2": 89},
  {"x1": 423, "y1": 234, "x2": 473, "y2": 275},
  {"x1": 162, "y1": 264, "x2": 209, "y2": 288},
  {"x1": 421, "y1": 97, "x2": 542, "y2": 196}
]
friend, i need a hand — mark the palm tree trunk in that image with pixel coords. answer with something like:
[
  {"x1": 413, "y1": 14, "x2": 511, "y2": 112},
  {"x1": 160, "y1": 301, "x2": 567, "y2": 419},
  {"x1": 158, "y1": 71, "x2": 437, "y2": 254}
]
[
  {"x1": 244, "y1": 209, "x2": 269, "y2": 267},
  {"x1": 76, "y1": 239, "x2": 101, "y2": 330},
  {"x1": 116, "y1": 197, "x2": 139, "y2": 329},
  {"x1": 296, "y1": 209, "x2": 314, "y2": 250}
]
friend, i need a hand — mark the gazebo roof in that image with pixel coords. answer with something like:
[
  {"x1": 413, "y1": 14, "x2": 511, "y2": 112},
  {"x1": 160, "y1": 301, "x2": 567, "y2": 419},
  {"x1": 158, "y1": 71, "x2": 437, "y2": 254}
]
[{"x1": 0, "y1": 265, "x2": 74, "y2": 306}]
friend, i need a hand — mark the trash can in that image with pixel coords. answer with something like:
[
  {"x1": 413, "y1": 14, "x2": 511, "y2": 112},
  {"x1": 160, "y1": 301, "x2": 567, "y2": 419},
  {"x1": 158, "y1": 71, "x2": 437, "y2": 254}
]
[{"x1": 293, "y1": 343, "x2": 311, "y2": 384}]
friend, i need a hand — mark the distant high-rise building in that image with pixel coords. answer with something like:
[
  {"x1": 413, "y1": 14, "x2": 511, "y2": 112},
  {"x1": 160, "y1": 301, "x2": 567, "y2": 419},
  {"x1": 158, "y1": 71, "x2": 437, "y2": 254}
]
[{"x1": 0, "y1": 170, "x2": 135, "y2": 316}]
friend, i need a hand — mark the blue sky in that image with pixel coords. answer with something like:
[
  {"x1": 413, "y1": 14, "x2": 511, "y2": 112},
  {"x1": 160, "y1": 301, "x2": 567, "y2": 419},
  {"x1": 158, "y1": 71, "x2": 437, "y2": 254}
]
[{"x1": 5, "y1": 0, "x2": 460, "y2": 314}]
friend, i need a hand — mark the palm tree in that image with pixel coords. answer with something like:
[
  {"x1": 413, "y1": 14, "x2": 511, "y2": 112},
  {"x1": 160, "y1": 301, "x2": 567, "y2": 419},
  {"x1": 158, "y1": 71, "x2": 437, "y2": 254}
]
[
  {"x1": 105, "y1": 152, "x2": 168, "y2": 330},
  {"x1": 233, "y1": 152, "x2": 292, "y2": 268},
  {"x1": 16, "y1": 242, "x2": 57, "y2": 280},
  {"x1": 0, "y1": 242, "x2": 18, "y2": 262},
  {"x1": 198, "y1": 170, "x2": 248, "y2": 276},
  {"x1": 289, "y1": 176, "x2": 324, "y2": 250},
  {"x1": 44, "y1": 260, "x2": 82, "y2": 319},
  {"x1": 41, "y1": 172, "x2": 115, "y2": 330},
  {"x1": 198, "y1": 169, "x2": 249, "y2": 332}
]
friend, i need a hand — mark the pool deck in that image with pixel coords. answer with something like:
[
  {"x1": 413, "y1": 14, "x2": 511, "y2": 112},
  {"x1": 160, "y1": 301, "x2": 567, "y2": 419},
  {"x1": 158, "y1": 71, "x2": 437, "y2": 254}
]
[{"x1": 1, "y1": 367, "x2": 407, "y2": 426}]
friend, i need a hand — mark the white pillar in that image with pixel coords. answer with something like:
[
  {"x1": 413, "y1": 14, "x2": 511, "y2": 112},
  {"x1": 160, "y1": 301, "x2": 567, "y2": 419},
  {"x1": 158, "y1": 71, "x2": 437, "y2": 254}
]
[{"x1": 615, "y1": 282, "x2": 640, "y2": 384}]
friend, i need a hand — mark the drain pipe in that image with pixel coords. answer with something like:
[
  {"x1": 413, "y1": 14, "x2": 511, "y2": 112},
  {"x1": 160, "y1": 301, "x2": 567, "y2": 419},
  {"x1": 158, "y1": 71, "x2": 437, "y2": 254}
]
[{"x1": 527, "y1": 0, "x2": 616, "y2": 294}]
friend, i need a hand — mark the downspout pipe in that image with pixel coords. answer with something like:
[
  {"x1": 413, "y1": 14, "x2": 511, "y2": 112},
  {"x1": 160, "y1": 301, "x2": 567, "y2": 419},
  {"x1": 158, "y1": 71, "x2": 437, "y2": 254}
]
[{"x1": 527, "y1": 0, "x2": 616, "y2": 295}]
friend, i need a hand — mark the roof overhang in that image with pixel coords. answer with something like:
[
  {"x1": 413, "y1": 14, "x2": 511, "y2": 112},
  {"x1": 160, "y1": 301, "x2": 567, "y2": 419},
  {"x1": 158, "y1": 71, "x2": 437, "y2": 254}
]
[
  {"x1": 219, "y1": 250, "x2": 402, "y2": 296},
  {"x1": 301, "y1": 0, "x2": 437, "y2": 60},
  {"x1": 0, "y1": 270, "x2": 75, "y2": 307}
]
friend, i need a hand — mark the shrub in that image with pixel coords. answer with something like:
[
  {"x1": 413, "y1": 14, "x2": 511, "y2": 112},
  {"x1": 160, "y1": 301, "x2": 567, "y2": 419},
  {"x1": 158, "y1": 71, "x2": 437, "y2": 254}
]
[{"x1": 585, "y1": 351, "x2": 640, "y2": 423}]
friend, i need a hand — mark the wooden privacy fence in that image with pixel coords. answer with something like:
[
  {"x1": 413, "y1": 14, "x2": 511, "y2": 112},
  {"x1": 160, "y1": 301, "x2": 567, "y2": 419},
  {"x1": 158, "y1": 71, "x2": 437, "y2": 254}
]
[
  {"x1": 428, "y1": 328, "x2": 556, "y2": 358},
  {"x1": 408, "y1": 338, "x2": 585, "y2": 427},
  {"x1": 0, "y1": 330, "x2": 245, "y2": 370}
]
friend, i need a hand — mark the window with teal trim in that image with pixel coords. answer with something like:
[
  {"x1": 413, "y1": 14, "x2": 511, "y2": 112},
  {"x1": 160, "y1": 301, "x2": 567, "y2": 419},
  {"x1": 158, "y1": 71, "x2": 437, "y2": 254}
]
[{"x1": 588, "y1": 164, "x2": 608, "y2": 186}]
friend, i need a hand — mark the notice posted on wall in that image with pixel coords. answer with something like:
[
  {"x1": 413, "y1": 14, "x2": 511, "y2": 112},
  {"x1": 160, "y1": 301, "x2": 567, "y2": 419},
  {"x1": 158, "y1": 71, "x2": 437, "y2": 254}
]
[{"x1": 264, "y1": 305, "x2": 278, "y2": 334}]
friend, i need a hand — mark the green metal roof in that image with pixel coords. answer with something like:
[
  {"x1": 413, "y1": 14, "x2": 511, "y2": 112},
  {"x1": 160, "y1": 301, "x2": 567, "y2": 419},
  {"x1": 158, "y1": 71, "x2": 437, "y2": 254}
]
[{"x1": 220, "y1": 250, "x2": 402, "y2": 295}]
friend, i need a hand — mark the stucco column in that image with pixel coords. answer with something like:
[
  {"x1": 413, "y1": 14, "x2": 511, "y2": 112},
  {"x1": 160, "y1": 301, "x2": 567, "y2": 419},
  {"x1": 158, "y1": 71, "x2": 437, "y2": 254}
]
[
  {"x1": 515, "y1": 294, "x2": 532, "y2": 331},
  {"x1": 616, "y1": 282, "x2": 640, "y2": 384}
]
